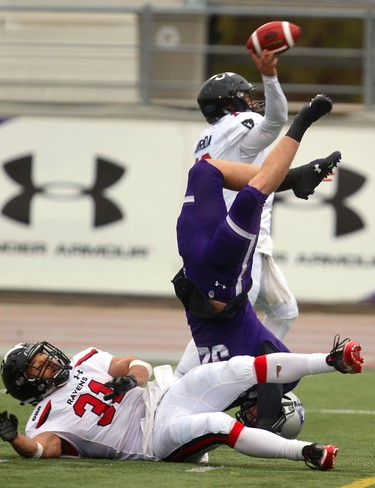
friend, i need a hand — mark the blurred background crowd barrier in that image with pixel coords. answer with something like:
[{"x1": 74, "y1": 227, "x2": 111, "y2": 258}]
[{"x1": 0, "y1": 0, "x2": 374, "y2": 114}]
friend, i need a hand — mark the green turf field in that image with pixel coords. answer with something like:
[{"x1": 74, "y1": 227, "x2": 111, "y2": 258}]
[{"x1": 1, "y1": 369, "x2": 374, "y2": 488}]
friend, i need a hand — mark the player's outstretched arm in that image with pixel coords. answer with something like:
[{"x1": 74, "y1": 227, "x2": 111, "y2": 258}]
[
  {"x1": 12, "y1": 431, "x2": 62, "y2": 458},
  {"x1": 249, "y1": 49, "x2": 278, "y2": 77},
  {"x1": 0, "y1": 411, "x2": 62, "y2": 458},
  {"x1": 239, "y1": 49, "x2": 288, "y2": 155}
]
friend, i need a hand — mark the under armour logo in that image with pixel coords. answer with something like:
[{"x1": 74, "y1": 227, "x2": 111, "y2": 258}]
[
  {"x1": 242, "y1": 119, "x2": 255, "y2": 130},
  {"x1": 313, "y1": 163, "x2": 322, "y2": 174},
  {"x1": 74, "y1": 369, "x2": 84, "y2": 380},
  {"x1": 275, "y1": 166, "x2": 366, "y2": 237},
  {"x1": 328, "y1": 166, "x2": 366, "y2": 236},
  {"x1": 2, "y1": 155, "x2": 125, "y2": 227},
  {"x1": 215, "y1": 281, "x2": 226, "y2": 289}
]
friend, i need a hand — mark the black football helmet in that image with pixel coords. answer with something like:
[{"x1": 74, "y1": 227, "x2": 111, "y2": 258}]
[
  {"x1": 1, "y1": 341, "x2": 72, "y2": 405},
  {"x1": 235, "y1": 391, "x2": 305, "y2": 439},
  {"x1": 197, "y1": 72, "x2": 265, "y2": 124}
]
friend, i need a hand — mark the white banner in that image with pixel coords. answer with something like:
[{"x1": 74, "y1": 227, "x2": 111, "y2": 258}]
[
  {"x1": 270, "y1": 121, "x2": 375, "y2": 302},
  {"x1": 0, "y1": 117, "x2": 196, "y2": 295},
  {"x1": 0, "y1": 116, "x2": 373, "y2": 302}
]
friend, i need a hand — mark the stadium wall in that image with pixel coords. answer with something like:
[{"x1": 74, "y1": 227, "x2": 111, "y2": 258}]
[{"x1": 0, "y1": 114, "x2": 373, "y2": 303}]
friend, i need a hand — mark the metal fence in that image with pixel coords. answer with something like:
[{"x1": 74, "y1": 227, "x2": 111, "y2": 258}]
[{"x1": 0, "y1": 3, "x2": 374, "y2": 115}]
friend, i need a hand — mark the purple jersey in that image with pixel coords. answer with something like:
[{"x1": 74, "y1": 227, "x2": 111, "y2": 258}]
[
  {"x1": 177, "y1": 159, "x2": 265, "y2": 304},
  {"x1": 176, "y1": 159, "x2": 291, "y2": 362}
]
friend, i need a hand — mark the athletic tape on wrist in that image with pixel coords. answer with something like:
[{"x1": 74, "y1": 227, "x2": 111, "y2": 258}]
[
  {"x1": 129, "y1": 360, "x2": 153, "y2": 379},
  {"x1": 32, "y1": 442, "x2": 44, "y2": 459}
]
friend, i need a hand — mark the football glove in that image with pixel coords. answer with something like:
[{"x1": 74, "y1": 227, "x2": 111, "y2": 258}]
[
  {"x1": 0, "y1": 411, "x2": 18, "y2": 442},
  {"x1": 103, "y1": 375, "x2": 137, "y2": 401}
]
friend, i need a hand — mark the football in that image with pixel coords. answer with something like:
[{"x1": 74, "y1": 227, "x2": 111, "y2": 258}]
[{"x1": 246, "y1": 21, "x2": 301, "y2": 56}]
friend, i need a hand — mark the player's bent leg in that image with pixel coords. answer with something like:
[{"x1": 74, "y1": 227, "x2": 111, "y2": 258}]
[
  {"x1": 301, "y1": 94, "x2": 333, "y2": 121},
  {"x1": 302, "y1": 443, "x2": 339, "y2": 470},
  {"x1": 153, "y1": 411, "x2": 235, "y2": 461},
  {"x1": 253, "y1": 340, "x2": 284, "y2": 431},
  {"x1": 157, "y1": 414, "x2": 339, "y2": 470},
  {"x1": 247, "y1": 250, "x2": 262, "y2": 306},
  {"x1": 254, "y1": 339, "x2": 363, "y2": 384},
  {"x1": 290, "y1": 151, "x2": 341, "y2": 200},
  {"x1": 255, "y1": 254, "x2": 298, "y2": 340},
  {"x1": 286, "y1": 94, "x2": 333, "y2": 143},
  {"x1": 166, "y1": 356, "x2": 259, "y2": 416},
  {"x1": 326, "y1": 334, "x2": 363, "y2": 373},
  {"x1": 262, "y1": 297, "x2": 298, "y2": 340},
  {"x1": 174, "y1": 338, "x2": 201, "y2": 378},
  {"x1": 232, "y1": 423, "x2": 338, "y2": 470}
]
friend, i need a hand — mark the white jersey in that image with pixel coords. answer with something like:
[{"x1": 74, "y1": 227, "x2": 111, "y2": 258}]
[
  {"x1": 26, "y1": 348, "x2": 148, "y2": 460},
  {"x1": 193, "y1": 75, "x2": 288, "y2": 255}
]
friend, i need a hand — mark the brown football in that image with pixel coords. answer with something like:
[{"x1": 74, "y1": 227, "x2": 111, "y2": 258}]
[{"x1": 246, "y1": 21, "x2": 301, "y2": 56}]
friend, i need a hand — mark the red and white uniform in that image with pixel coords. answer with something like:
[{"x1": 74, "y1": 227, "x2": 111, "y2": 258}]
[
  {"x1": 25, "y1": 347, "x2": 261, "y2": 461},
  {"x1": 26, "y1": 348, "x2": 147, "y2": 459},
  {"x1": 25, "y1": 347, "x2": 327, "y2": 462}
]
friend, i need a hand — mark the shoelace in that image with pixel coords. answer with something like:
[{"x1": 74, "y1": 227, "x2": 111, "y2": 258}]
[{"x1": 331, "y1": 334, "x2": 350, "y2": 354}]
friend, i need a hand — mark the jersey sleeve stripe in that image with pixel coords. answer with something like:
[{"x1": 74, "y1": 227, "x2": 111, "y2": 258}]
[
  {"x1": 36, "y1": 399, "x2": 52, "y2": 428},
  {"x1": 74, "y1": 348, "x2": 98, "y2": 366}
]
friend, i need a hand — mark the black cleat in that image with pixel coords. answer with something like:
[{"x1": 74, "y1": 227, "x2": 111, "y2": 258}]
[
  {"x1": 326, "y1": 334, "x2": 363, "y2": 374},
  {"x1": 292, "y1": 150, "x2": 341, "y2": 199},
  {"x1": 302, "y1": 443, "x2": 338, "y2": 470},
  {"x1": 298, "y1": 94, "x2": 334, "y2": 124}
]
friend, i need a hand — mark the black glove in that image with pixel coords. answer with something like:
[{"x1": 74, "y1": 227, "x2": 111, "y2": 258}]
[
  {"x1": 0, "y1": 411, "x2": 18, "y2": 442},
  {"x1": 103, "y1": 375, "x2": 137, "y2": 401}
]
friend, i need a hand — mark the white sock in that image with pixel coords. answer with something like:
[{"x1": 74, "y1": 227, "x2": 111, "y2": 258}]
[
  {"x1": 234, "y1": 426, "x2": 307, "y2": 460},
  {"x1": 258, "y1": 353, "x2": 333, "y2": 384}
]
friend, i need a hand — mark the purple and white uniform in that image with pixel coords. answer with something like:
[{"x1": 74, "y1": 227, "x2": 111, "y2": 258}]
[{"x1": 176, "y1": 159, "x2": 291, "y2": 363}]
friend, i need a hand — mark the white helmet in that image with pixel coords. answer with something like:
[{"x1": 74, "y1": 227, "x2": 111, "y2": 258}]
[
  {"x1": 235, "y1": 391, "x2": 305, "y2": 439},
  {"x1": 272, "y1": 392, "x2": 305, "y2": 439}
]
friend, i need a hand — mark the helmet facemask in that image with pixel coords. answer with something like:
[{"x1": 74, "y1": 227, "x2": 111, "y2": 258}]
[
  {"x1": 230, "y1": 90, "x2": 265, "y2": 115},
  {"x1": 235, "y1": 391, "x2": 305, "y2": 439},
  {"x1": 1, "y1": 341, "x2": 72, "y2": 405},
  {"x1": 197, "y1": 72, "x2": 265, "y2": 123},
  {"x1": 25, "y1": 342, "x2": 70, "y2": 384}
]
